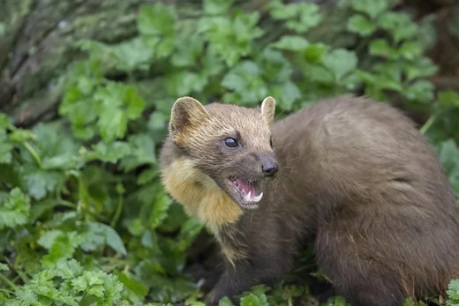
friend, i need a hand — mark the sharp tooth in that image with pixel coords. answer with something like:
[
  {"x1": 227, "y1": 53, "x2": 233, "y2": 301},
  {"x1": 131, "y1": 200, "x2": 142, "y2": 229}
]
[
  {"x1": 244, "y1": 191, "x2": 252, "y2": 202},
  {"x1": 252, "y1": 192, "x2": 263, "y2": 202}
]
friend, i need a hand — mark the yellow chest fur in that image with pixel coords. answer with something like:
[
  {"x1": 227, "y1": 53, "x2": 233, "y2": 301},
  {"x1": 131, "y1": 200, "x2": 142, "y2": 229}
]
[{"x1": 161, "y1": 158, "x2": 243, "y2": 230}]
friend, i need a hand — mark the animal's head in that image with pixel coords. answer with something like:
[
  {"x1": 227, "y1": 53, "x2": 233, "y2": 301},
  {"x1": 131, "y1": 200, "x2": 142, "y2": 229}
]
[{"x1": 168, "y1": 96, "x2": 278, "y2": 209}]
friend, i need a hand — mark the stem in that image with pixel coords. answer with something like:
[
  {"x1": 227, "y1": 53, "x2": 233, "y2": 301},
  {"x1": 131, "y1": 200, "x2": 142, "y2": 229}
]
[
  {"x1": 57, "y1": 199, "x2": 77, "y2": 208},
  {"x1": 110, "y1": 191, "x2": 124, "y2": 228},
  {"x1": 0, "y1": 272, "x2": 17, "y2": 291},
  {"x1": 420, "y1": 113, "x2": 437, "y2": 135},
  {"x1": 23, "y1": 141, "x2": 42, "y2": 167}
]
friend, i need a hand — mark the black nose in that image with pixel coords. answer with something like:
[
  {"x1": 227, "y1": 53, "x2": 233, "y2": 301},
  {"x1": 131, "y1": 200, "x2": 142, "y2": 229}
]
[{"x1": 262, "y1": 161, "x2": 278, "y2": 177}]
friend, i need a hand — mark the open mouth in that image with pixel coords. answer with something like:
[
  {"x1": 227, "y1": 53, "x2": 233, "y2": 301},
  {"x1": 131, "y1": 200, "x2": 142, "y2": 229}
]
[{"x1": 229, "y1": 178, "x2": 263, "y2": 209}]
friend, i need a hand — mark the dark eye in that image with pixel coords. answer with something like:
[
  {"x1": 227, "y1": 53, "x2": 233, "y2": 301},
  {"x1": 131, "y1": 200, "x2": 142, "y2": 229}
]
[
  {"x1": 224, "y1": 137, "x2": 239, "y2": 148},
  {"x1": 270, "y1": 137, "x2": 273, "y2": 148}
]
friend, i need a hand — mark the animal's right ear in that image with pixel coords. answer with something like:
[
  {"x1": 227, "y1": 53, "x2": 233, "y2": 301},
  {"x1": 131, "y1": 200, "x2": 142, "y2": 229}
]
[
  {"x1": 261, "y1": 96, "x2": 276, "y2": 125},
  {"x1": 169, "y1": 97, "x2": 209, "y2": 137}
]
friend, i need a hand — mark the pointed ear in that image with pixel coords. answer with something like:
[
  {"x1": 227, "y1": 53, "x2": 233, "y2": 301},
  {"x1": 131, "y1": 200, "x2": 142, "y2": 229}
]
[
  {"x1": 169, "y1": 97, "x2": 209, "y2": 137},
  {"x1": 261, "y1": 96, "x2": 276, "y2": 125}
]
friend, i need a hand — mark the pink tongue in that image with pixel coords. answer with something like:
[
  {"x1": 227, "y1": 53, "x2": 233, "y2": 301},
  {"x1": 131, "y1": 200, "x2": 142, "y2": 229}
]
[{"x1": 235, "y1": 179, "x2": 256, "y2": 196}]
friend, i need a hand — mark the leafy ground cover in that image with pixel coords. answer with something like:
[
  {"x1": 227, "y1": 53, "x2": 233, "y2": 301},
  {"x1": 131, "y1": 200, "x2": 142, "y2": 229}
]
[{"x1": 0, "y1": 0, "x2": 459, "y2": 305}]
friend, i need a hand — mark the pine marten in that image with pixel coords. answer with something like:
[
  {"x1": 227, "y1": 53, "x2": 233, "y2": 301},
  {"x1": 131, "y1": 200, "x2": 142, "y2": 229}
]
[{"x1": 159, "y1": 96, "x2": 459, "y2": 306}]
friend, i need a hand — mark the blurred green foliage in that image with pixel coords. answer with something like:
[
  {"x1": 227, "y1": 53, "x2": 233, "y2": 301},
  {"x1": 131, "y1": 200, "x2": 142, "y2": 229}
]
[{"x1": 0, "y1": 0, "x2": 458, "y2": 305}]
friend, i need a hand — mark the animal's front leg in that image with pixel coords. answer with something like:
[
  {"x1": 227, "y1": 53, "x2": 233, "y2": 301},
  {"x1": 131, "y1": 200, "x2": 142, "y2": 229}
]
[{"x1": 205, "y1": 251, "x2": 291, "y2": 305}]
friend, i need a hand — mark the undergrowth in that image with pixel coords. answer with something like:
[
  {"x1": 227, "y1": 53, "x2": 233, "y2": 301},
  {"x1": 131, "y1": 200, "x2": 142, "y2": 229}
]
[{"x1": 0, "y1": 0, "x2": 458, "y2": 305}]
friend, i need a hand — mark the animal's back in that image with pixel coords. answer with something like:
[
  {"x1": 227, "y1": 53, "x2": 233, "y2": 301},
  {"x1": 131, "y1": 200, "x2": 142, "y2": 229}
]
[{"x1": 271, "y1": 97, "x2": 459, "y2": 305}]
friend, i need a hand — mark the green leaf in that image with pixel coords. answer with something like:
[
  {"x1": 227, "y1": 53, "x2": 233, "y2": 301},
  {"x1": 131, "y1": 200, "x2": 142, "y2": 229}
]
[
  {"x1": 0, "y1": 263, "x2": 8, "y2": 271},
  {"x1": 166, "y1": 71, "x2": 208, "y2": 97},
  {"x1": 439, "y1": 91, "x2": 459, "y2": 108},
  {"x1": 447, "y1": 279, "x2": 459, "y2": 302},
  {"x1": 270, "y1": 0, "x2": 322, "y2": 32},
  {"x1": 240, "y1": 292, "x2": 269, "y2": 306},
  {"x1": 347, "y1": 14, "x2": 376, "y2": 36},
  {"x1": 86, "y1": 141, "x2": 131, "y2": 163},
  {"x1": 203, "y1": 0, "x2": 235, "y2": 15},
  {"x1": 398, "y1": 41, "x2": 422, "y2": 60},
  {"x1": 351, "y1": 0, "x2": 388, "y2": 19},
  {"x1": 0, "y1": 134, "x2": 12, "y2": 164},
  {"x1": 38, "y1": 230, "x2": 64, "y2": 249},
  {"x1": 0, "y1": 188, "x2": 30, "y2": 229},
  {"x1": 80, "y1": 222, "x2": 127, "y2": 255},
  {"x1": 198, "y1": 12, "x2": 264, "y2": 66},
  {"x1": 42, "y1": 231, "x2": 83, "y2": 266},
  {"x1": 304, "y1": 43, "x2": 328, "y2": 63},
  {"x1": 138, "y1": 4, "x2": 176, "y2": 36},
  {"x1": 272, "y1": 35, "x2": 309, "y2": 51},
  {"x1": 403, "y1": 80, "x2": 434, "y2": 102},
  {"x1": 402, "y1": 57, "x2": 438, "y2": 81},
  {"x1": 121, "y1": 134, "x2": 157, "y2": 172},
  {"x1": 54, "y1": 259, "x2": 83, "y2": 279},
  {"x1": 323, "y1": 296, "x2": 351, "y2": 306},
  {"x1": 324, "y1": 49, "x2": 358, "y2": 81},
  {"x1": 218, "y1": 297, "x2": 235, "y2": 306},
  {"x1": 369, "y1": 39, "x2": 399, "y2": 59},
  {"x1": 0, "y1": 113, "x2": 10, "y2": 129},
  {"x1": 117, "y1": 272, "x2": 149, "y2": 300},
  {"x1": 94, "y1": 83, "x2": 145, "y2": 142},
  {"x1": 24, "y1": 169, "x2": 63, "y2": 200},
  {"x1": 222, "y1": 61, "x2": 268, "y2": 103},
  {"x1": 149, "y1": 190, "x2": 172, "y2": 229},
  {"x1": 377, "y1": 12, "x2": 418, "y2": 43}
]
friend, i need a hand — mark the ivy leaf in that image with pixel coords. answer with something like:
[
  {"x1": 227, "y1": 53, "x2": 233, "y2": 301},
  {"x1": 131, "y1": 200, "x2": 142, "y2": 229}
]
[
  {"x1": 0, "y1": 188, "x2": 30, "y2": 230},
  {"x1": 351, "y1": 0, "x2": 388, "y2": 20},
  {"x1": 324, "y1": 49, "x2": 358, "y2": 81},
  {"x1": 347, "y1": 14, "x2": 376, "y2": 36}
]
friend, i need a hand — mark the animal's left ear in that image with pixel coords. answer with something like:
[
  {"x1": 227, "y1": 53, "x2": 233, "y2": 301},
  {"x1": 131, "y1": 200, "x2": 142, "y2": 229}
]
[{"x1": 261, "y1": 96, "x2": 276, "y2": 125}]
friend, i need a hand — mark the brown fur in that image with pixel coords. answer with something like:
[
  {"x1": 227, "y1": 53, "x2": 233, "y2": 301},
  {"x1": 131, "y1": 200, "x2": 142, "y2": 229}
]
[{"x1": 159, "y1": 96, "x2": 459, "y2": 306}]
